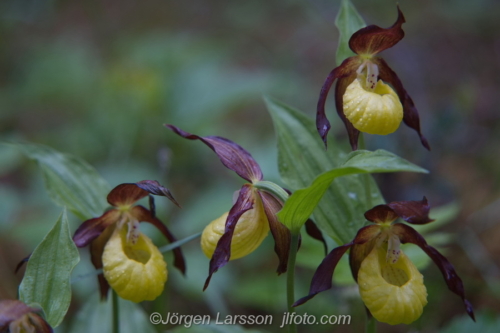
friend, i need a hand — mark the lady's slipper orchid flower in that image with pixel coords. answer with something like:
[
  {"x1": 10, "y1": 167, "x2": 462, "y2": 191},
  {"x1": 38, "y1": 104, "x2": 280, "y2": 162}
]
[
  {"x1": 317, "y1": 7, "x2": 430, "y2": 151},
  {"x1": 72, "y1": 180, "x2": 186, "y2": 302},
  {"x1": 0, "y1": 299, "x2": 52, "y2": 333},
  {"x1": 294, "y1": 198, "x2": 474, "y2": 325},
  {"x1": 165, "y1": 125, "x2": 326, "y2": 290}
]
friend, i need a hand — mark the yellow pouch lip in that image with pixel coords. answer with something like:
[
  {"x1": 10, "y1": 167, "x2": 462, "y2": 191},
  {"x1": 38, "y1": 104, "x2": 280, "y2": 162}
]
[
  {"x1": 102, "y1": 226, "x2": 167, "y2": 303},
  {"x1": 201, "y1": 192, "x2": 270, "y2": 260},
  {"x1": 358, "y1": 246, "x2": 427, "y2": 325},
  {"x1": 343, "y1": 75, "x2": 403, "y2": 135}
]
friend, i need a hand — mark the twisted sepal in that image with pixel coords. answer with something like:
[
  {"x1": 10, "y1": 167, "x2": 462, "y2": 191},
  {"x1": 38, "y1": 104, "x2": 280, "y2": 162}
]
[
  {"x1": 203, "y1": 184, "x2": 255, "y2": 290},
  {"x1": 165, "y1": 124, "x2": 263, "y2": 183},
  {"x1": 392, "y1": 223, "x2": 475, "y2": 321}
]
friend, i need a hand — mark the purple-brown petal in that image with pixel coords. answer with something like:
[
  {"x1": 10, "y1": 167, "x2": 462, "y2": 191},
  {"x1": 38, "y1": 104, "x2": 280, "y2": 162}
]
[
  {"x1": 73, "y1": 209, "x2": 120, "y2": 248},
  {"x1": 258, "y1": 190, "x2": 291, "y2": 275},
  {"x1": 165, "y1": 125, "x2": 263, "y2": 183},
  {"x1": 14, "y1": 254, "x2": 31, "y2": 274},
  {"x1": 0, "y1": 300, "x2": 36, "y2": 329},
  {"x1": 131, "y1": 205, "x2": 186, "y2": 275},
  {"x1": 376, "y1": 57, "x2": 430, "y2": 150},
  {"x1": 392, "y1": 223, "x2": 475, "y2": 321},
  {"x1": 387, "y1": 197, "x2": 434, "y2": 225},
  {"x1": 335, "y1": 75, "x2": 360, "y2": 150},
  {"x1": 349, "y1": 6, "x2": 405, "y2": 56},
  {"x1": 317, "y1": 56, "x2": 361, "y2": 147},
  {"x1": 89, "y1": 224, "x2": 116, "y2": 300},
  {"x1": 135, "y1": 180, "x2": 180, "y2": 208},
  {"x1": 293, "y1": 225, "x2": 380, "y2": 306},
  {"x1": 305, "y1": 219, "x2": 328, "y2": 256},
  {"x1": 364, "y1": 204, "x2": 399, "y2": 224},
  {"x1": 203, "y1": 184, "x2": 254, "y2": 290}
]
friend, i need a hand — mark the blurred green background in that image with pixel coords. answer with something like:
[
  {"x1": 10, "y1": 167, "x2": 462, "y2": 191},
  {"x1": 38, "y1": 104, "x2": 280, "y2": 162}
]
[{"x1": 1, "y1": 0, "x2": 499, "y2": 332}]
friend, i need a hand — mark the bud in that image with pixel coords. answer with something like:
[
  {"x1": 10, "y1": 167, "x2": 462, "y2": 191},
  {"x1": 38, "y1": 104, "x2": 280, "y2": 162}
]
[
  {"x1": 102, "y1": 226, "x2": 167, "y2": 302},
  {"x1": 201, "y1": 194, "x2": 269, "y2": 260},
  {"x1": 357, "y1": 245, "x2": 427, "y2": 325},
  {"x1": 343, "y1": 74, "x2": 403, "y2": 135}
]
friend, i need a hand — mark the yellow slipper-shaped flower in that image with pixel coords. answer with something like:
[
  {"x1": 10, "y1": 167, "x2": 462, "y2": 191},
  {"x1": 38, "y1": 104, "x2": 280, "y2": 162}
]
[
  {"x1": 343, "y1": 75, "x2": 403, "y2": 135},
  {"x1": 358, "y1": 246, "x2": 427, "y2": 325},
  {"x1": 102, "y1": 226, "x2": 167, "y2": 302},
  {"x1": 201, "y1": 195, "x2": 270, "y2": 260}
]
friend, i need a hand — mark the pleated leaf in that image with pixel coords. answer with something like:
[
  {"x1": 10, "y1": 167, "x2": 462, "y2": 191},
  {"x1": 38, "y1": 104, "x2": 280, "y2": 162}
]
[{"x1": 13, "y1": 143, "x2": 109, "y2": 220}]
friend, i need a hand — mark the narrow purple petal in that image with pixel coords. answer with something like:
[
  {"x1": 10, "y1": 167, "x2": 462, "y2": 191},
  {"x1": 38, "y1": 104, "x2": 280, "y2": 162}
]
[
  {"x1": 135, "y1": 180, "x2": 180, "y2": 208},
  {"x1": 305, "y1": 219, "x2": 328, "y2": 256},
  {"x1": 317, "y1": 57, "x2": 360, "y2": 147},
  {"x1": 335, "y1": 75, "x2": 360, "y2": 150},
  {"x1": 131, "y1": 205, "x2": 186, "y2": 275},
  {"x1": 387, "y1": 197, "x2": 434, "y2": 225},
  {"x1": 376, "y1": 58, "x2": 430, "y2": 150},
  {"x1": 258, "y1": 191, "x2": 291, "y2": 274},
  {"x1": 89, "y1": 224, "x2": 115, "y2": 300},
  {"x1": 349, "y1": 6, "x2": 405, "y2": 55},
  {"x1": 203, "y1": 184, "x2": 254, "y2": 290},
  {"x1": 14, "y1": 254, "x2": 31, "y2": 273},
  {"x1": 392, "y1": 223, "x2": 475, "y2": 321},
  {"x1": 293, "y1": 225, "x2": 380, "y2": 306},
  {"x1": 165, "y1": 125, "x2": 263, "y2": 183},
  {"x1": 73, "y1": 209, "x2": 120, "y2": 247}
]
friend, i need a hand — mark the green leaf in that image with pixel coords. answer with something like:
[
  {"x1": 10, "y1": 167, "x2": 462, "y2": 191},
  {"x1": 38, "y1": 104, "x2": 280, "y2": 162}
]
[
  {"x1": 19, "y1": 209, "x2": 80, "y2": 327},
  {"x1": 278, "y1": 149, "x2": 427, "y2": 234},
  {"x1": 11, "y1": 143, "x2": 109, "y2": 220},
  {"x1": 335, "y1": 0, "x2": 366, "y2": 65},
  {"x1": 69, "y1": 292, "x2": 156, "y2": 333},
  {"x1": 265, "y1": 96, "x2": 383, "y2": 242}
]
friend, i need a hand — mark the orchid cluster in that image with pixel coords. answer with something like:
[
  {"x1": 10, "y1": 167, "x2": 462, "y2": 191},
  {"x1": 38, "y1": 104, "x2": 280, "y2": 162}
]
[{"x1": 5, "y1": 3, "x2": 476, "y2": 332}]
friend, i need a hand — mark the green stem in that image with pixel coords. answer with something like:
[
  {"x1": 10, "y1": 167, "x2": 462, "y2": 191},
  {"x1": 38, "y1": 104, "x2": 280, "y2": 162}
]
[
  {"x1": 158, "y1": 232, "x2": 202, "y2": 253},
  {"x1": 286, "y1": 232, "x2": 300, "y2": 333},
  {"x1": 366, "y1": 315, "x2": 376, "y2": 333},
  {"x1": 112, "y1": 290, "x2": 120, "y2": 333},
  {"x1": 358, "y1": 133, "x2": 373, "y2": 209},
  {"x1": 253, "y1": 180, "x2": 289, "y2": 202}
]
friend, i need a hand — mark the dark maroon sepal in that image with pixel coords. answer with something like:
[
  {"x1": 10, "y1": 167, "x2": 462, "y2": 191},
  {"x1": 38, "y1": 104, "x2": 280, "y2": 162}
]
[
  {"x1": 392, "y1": 223, "x2": 475, "y2": 321},
  {"x1": 89, "y1": 224, "x2": 115, "y2": 300},
  {"x1": 349, "y1": 6, "x2": 405, "y2": 56},
  {"x1": 293, "y1": 225, "x2": 380, "y2": 307},
  {"x1": 107, "y1": 183, "x2": 149, "y2": 207},
  {"x1": 305, "y1": 219, "x2": 328, "y2": 256},
  {"x1": 335, "y1": 75, "x2": 360, "y2": 150},
  {"x1": 317, "y1": 57, "x2": 361, "y2": 147},
  {"x1": 14, "y1": 254, "x2": 31, "y2": 273},
  {"x1": 135, "y1": 180, "x2": 180, "y2": 208},
  {"x1": 387, "y1": 197, "x2": 434, "y2": 225},
  {"x1": 165, "y1": 125, "x2": 263, "y2": 183},
  {"x1": 203, "y1": 185, "x2": 255, "y2": 290},
  {"x1": 258, "y1": 191, "x2": 291, "y2": 274},
  {"x1": 376, "y1": 58, "x2": 430, "y2": 150},
  {"x1": 26, "y1": 312, "x2": 53, "y2": 333},
  {"x1": 364, "y1": 204, "x2": 399, "y2": 224},
  {"x1": 131, "y1": 205, "x2": 186, "y2": 275},
  {"x1": 73, "y1": 209, "x2": 120, "y2": 247}
]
